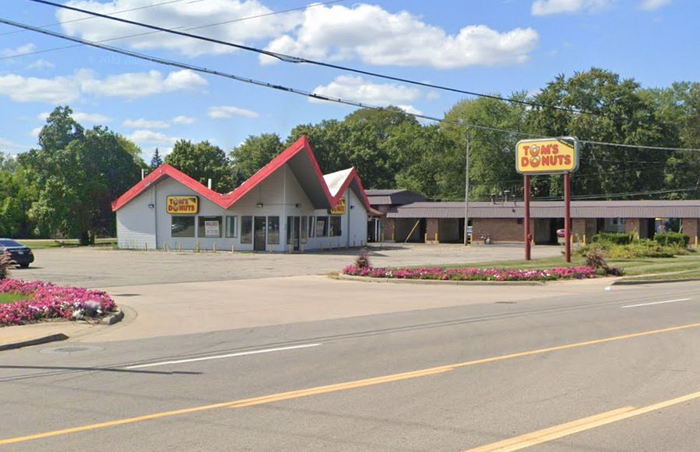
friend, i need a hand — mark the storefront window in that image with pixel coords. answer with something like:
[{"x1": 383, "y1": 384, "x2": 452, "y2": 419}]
[
  {"x1": 301, "y1": 216, "x2": 308, "y2": 243},
  {"x1": 198, "y1": 216, "x2": 222, "y2": 238},
  {"x1": 267, "y1": 216, "x2": 280, "y2": 244},
  {"x1": 316, "y1": 216, "x2": 328, "y2": 237},
  {"x1": 226, "y1": 216, "x2": 237, "y2": 238},
  {"x1": 287, "y1": 216, "x2": 293, "y2": 245},
  {"x1": 329, "y1": 216, "x2": 342, "y2": 237},
  {"x1": 308, "y1": 216, "x2": 315, "y2": 238},
  {"x1": 241, "y1": 216, "x2": 252, "y2": 244},
  {"x1": 171, "y1": 216, "x2": 195, "y2": 237}
]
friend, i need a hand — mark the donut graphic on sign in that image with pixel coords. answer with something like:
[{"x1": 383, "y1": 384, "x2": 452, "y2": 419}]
[{"x1": 529, "y1": 144, "x2": 541, "y2": 167}]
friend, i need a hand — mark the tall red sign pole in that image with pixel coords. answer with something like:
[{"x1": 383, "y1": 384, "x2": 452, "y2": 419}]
[
  {"x1": 524, "y1": 175, "x2": 531, "y2": 260},
  {"x1": 564, "y1": 172, "x2": 571, "y2": 263}
]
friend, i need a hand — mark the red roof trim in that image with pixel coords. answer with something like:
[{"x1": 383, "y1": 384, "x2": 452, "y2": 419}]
[
  {"x1": 112, "y1": 136, "x2": 377, "y2": 214},
  {"x1": 111, "y1": 163, "x2": 227, "y2": 211}
]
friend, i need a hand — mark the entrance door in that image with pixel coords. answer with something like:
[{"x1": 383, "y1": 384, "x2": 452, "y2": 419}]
[
  {"x1": 254, "y1": 216, "x2": 266, "y2": 251},
  {"x1": 293, "y1": 216, "x2": 301, "y2": 251}
]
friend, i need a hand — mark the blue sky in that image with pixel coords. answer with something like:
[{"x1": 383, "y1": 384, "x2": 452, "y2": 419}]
[{"x1": 0, "y1": 0, "x2": 697, "y2": 162}]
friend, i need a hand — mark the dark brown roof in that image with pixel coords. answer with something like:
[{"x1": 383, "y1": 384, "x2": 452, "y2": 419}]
[
  {"x1": 366, "y1": 189, "x2": 426, "y2": 206},
  {"x1": 387, "y1": 200, "x2": 700, "y2": 219}
]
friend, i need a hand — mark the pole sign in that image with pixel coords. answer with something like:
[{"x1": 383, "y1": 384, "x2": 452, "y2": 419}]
[
  {"x1": 166, "y1": 195, "x2": 199, "y2": 214},
  {"x1": 516, "y1": 137, "x2": 579, "y2": 175}
]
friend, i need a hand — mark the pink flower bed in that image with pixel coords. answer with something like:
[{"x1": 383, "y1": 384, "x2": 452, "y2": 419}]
[
  {"x1": 342, "y1": 265, "x2": 597, "y2": 281},
  {"x1": 0, "y1": 279, "x2": 117, "y2": 327}
]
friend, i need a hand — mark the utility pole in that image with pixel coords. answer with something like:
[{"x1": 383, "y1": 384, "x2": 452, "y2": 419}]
[{"x1": 463, "y1": 138, "x2": 470, "y2": 246}]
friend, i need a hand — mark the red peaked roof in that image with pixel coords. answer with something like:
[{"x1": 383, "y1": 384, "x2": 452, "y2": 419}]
[{"x1": 112, "y1": 135, "x2": 380, "y2": 215}]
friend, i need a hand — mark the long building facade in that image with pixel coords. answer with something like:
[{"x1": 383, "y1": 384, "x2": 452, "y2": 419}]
[{"x1": 365, "y1": 192, "x2": 700, "y2": 246}]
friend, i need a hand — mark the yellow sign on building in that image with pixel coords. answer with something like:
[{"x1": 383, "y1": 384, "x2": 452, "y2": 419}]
[
  {"x1": 329, "y1": 198, "x2": 346, "y2": 215},
  {"x1": 516, "y1": 137, "x2": 579, "y2": 175},
  {"x1": 166, "y1": 196, "x2": 199, "y2": 214}
]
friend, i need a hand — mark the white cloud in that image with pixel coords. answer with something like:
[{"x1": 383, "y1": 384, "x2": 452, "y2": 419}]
[
  {"x1": 78, "y1": 69, "x2": 207, "y2": 99},
  {"x1": 26, "y1": 59, "x2": 55, "y2": 70},
  {"x1": 37, "y1": 111, "x2": 111, "y2": 123},
  {"x1": 127, "y1": 129, "x2": 179, "y2": 145},
  {"x1": 172, "y1": 115, "x2": 196, "y2": 125},
  {"x1": 30, "y1": 127, "x2": 42, "y2": 137},
  {"x1": 311, "y1": 76, "x2": 421, "y2": 115},
  {"x1": 59, "y1": 0, "x2": 301, "y2": 57},
  {"x1": 208, "y1": 106, "x2": 260, "y2": 119},
  {"x1": 639, "y1": 0, "x2": 671, "y2": 10},
  {"x1": 0, "y1": 74, "x2": 81, "y2": 103},
  {"x1": 0, "y1": 69, "x2": 205, "y2": 104},
  {"x1": 123, "y1": 119, "x2": 170, "y2": 129},
  {"x1": 531, "y1": 0, "x2": 612, "y2": 15},
  {"x1": 0, "y1": 43, "x2": 37, "y2": 58},
  {"x1": 0, "y1": 137, "x2": 29, "y2": 150},
  {"x1": 262, "y1": 4, "x2": 538, "y2": 69}
]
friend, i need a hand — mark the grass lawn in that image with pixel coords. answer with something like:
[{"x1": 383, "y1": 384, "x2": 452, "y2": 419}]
[
  {"x1": 14, "y1": 238, "x2": 116, "y2": 249},
  {"x1": 408, "y1": 251, "x2": 700, "y2": 279},
  {"x1": 0, "y1": 292, "x2": 29, "y2": 304}
]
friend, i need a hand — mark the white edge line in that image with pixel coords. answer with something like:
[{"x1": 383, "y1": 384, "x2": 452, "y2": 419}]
[
  {"x1": 124, "y1": 343, "x2": 322, "y2": 369},
  {"x1": 622, "y1": 298, "x2": 691, "y2": 309}
]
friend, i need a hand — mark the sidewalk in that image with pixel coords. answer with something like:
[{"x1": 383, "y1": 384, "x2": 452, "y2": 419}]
[
  {"x1": 76, "y1": 275, "x2": 615, "y2": 343},
  {"x1": 1, "y1": 275, "x2": 616, "y2": 348}
]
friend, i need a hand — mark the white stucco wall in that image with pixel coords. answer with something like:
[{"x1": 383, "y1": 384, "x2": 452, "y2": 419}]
[{"x1": 116, "y1": 164, "x2": 369, "y2": 252}]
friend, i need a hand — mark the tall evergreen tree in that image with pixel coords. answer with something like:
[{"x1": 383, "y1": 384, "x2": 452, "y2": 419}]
[{"x1": 150, "y1": 148, "x2": 163, "y2": 169}]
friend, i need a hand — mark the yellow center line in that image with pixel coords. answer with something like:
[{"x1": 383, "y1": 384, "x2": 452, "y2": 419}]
[
  {"x1": 2, "y1": 321, "x2": 700, "y2": 446},
  {"x1": 466, "y1": 390, "x2": 700, "y2": 451}
]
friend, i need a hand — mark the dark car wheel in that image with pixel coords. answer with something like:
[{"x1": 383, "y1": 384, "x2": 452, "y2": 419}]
[{"x1": 19, "y1": 263, "x2": 29, "y2": 268}]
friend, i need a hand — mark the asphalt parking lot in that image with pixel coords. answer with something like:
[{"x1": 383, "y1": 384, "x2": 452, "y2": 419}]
[{"x1": 14, "y1": 243, "x2": 562, "y2": 288}]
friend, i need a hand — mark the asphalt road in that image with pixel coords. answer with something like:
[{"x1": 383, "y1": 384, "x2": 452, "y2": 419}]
[{"x1": 1, "y1": 281, "x2": 700, "y2": 451}]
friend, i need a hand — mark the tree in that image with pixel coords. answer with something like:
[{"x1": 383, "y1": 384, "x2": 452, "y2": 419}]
[
  {"x1": 527, "y1": 68, "x2": 675, "y2": 198},
  {"x1": 441, "y1": 96, "x2": 529, "y2": 201},
  {"x1": 230, "y1": 133, "x2": 284, "y2": 183},
  {"x1": 150, "y1": 148, "x2": 163, "y2": 169},
  {"x1": 37, "y1": 106, "x2": 84, "y2": 153},
  {"x1": 27, "y1": 126, "x2": 143, "y2": 243},
  {"x1": 165, "y1": 140, "x2": 233, "y2": 192}
]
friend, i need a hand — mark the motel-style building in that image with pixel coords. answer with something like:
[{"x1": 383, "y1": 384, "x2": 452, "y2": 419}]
[
  {"x1": 112, "y1": 136, "x2": 379, "y2": 252},
  {"x1": 366, "y1": 194, "x2": 700, "y2": 246}
]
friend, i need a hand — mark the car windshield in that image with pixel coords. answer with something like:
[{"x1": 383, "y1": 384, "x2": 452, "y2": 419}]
[{"x1": 0, "y1": 239, "x2": 22, "y2": 247}]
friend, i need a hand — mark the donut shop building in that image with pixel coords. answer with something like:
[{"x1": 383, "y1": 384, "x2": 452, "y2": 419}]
[{"x1": 112, "y1": 136, "x2": 379, "y2": 252}]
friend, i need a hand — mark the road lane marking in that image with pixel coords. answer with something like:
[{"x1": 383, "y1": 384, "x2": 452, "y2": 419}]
[
  {"x1": 124, "y1": 343, "x2": 322, "y2": 369},
  {"x1": 465, "y1": 407, "x2": 636, "y2": 452},
  {"x1": 466, "y1": 390, "x2": 700, "y2": 451},
  {"x1": 622, "y1": 298, "x2": 691, "y2": 309},
  {"x1": 3, "y1": 321, "x2": 700, "y2": 446}
]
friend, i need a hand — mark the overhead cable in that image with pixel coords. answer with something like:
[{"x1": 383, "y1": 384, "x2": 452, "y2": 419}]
[{"x1": 0, "y1": 16, "x2": 536, "y2": 138}]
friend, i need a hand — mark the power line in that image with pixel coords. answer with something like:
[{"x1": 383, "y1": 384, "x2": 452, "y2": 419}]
[
  {"x1": 1, "y1": 0, "x2": 347, "y2": 60},
  {"x1": 3, "y1": 16, "x2": 699, "y2": 153},
  {"x1": 0, "y1": 0, "x2": 190, "y2": 36},
  {"x1": 28, "y1": 0, "x2": 603, "y2": 118},
  {"x1": 0, "y1": 16, "x2": 536, "y2": 139}
]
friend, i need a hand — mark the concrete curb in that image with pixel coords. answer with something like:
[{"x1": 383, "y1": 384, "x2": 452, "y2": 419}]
[
  {"x1": 0, "y1": 308, "x2": 124, "y2": 352},
  {"x1": 336, "y1": 274, "x2": 545, "y2": 286},
  {"x1": 99, "y1": 308, "x2": 124, "y2": 325},
  {"x1": 611, "y1": 278, "x2": 700, "y2": 286},
  {"x1": 0, "y1": 333, "x2": 68, "y2": 352}
]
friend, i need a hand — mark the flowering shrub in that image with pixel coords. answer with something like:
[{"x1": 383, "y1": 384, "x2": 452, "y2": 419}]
[
  {"x1": 0, "y1": 279, "x2": 117, "y2": 327},
  {"x1": 342, "y1": 265, "x2": 597, "y2": 281}
]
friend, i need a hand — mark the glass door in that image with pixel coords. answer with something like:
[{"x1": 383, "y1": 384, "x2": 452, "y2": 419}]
[{"x1": 254, "y1": 216, "x2": 266, "y2": 251}]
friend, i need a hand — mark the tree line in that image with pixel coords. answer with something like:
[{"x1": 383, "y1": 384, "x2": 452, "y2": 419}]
[{"x1": 1, "y1": 68, "x2": 698, "y2": 242}]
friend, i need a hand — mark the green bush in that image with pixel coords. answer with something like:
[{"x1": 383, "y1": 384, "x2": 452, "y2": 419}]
[
  {"x1": 592, "y1": 232, "x2": 635, "y2": 245},
  {"x1": 654, "y1": 232, "x2": 689, "y2": 247},
  {"x1": 576, "y1": 240, "x2": 684, "y2": 259}
]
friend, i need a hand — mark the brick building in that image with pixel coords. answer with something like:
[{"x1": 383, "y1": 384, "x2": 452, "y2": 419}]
[{"x1": 367, "y1": 198, "x2": 700, "y2": 246}]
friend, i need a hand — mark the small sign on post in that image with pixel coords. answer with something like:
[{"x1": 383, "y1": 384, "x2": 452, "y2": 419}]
[{"x1": 516, "y1": 137, "x2": 579, "y2": 262}]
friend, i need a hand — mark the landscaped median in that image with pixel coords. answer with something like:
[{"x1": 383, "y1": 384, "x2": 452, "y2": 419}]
[
  {"x1": 342, "y1": 265, "x2": 597, "y2": 283},
  {"x1": 0, "y1": 279, "x2": 118, "y2": 327}
]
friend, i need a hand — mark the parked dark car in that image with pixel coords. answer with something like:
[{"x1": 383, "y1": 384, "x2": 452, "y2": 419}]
[{"x1": 0, "y1": 239, "x2": 34, "y2": 268}]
